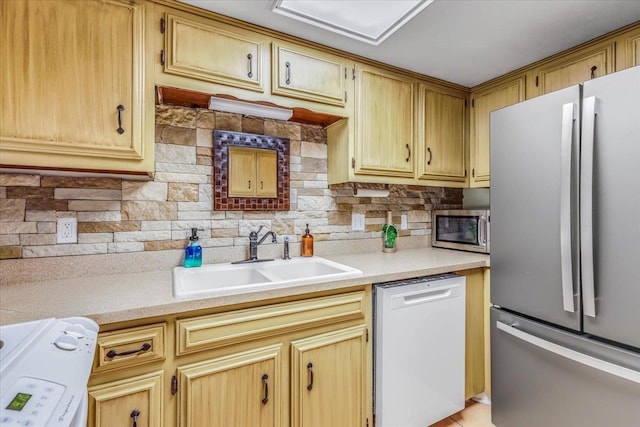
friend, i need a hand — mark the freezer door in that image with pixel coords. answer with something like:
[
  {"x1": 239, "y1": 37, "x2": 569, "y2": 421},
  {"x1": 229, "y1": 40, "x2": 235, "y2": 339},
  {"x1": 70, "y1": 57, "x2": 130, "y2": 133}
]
[
  {"x1": 581, "y1": 66, "x2": 640, "y2": 349},
  {"x1": 491, "y1": 308, "x2": 640, "y2": 427},
  {"x1": 490, "y1": 85, "x2": 581, "y2": 330}
]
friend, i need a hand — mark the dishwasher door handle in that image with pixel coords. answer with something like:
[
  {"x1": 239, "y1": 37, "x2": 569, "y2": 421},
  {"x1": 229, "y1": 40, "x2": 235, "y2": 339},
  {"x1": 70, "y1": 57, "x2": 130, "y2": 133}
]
[{"x1": 390, "y1": 283, "x2": 460, "y2": 309}]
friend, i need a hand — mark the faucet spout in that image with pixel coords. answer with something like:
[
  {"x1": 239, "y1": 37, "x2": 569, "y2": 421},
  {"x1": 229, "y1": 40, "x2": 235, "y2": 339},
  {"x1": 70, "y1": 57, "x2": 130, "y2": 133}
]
[{"x1": 247, "y1": 227, "x2": 277, "y2": 261}]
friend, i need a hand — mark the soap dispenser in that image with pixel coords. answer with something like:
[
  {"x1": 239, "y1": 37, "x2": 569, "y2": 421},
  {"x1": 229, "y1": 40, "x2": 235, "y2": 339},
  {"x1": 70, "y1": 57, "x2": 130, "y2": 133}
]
[
  {"x1": 301, "y1": 224, "x2": 314, "y2": 257},
  {"x1": 184, "y1": 228, "x2": 202, "y2": 268}
]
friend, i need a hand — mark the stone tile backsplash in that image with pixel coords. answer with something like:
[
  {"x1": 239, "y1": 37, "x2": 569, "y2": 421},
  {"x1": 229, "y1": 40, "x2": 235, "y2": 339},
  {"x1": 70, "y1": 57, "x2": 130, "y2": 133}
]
[{"x1": 0, "y1": 106, "x2": 462, "y2": 260}]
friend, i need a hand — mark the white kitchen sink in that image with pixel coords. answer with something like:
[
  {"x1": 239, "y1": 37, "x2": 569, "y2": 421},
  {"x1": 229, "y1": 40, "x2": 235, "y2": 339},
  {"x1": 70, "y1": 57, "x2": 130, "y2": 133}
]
[{"x1": 173, "y1": 256, "x2": 363, "y2": 298}]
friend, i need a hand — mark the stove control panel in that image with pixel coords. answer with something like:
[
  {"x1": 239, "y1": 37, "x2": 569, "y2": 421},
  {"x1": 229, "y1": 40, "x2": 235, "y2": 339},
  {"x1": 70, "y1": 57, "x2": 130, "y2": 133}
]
[{"x1": 0, "y1": 317, "x2": 99, "y2": 426}]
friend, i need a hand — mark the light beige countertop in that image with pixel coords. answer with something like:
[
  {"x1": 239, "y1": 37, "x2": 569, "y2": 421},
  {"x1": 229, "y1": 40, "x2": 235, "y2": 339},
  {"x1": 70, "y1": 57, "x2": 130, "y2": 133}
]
[{"x1": 0, "y1": 247, "x2": 489, "y2": 326}]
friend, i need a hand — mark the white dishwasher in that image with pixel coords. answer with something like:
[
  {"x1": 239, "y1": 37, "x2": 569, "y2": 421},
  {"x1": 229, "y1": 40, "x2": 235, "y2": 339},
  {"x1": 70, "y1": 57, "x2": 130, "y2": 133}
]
[{"x1": 374, "y1": 274, "x2": 466, "y2": 427}]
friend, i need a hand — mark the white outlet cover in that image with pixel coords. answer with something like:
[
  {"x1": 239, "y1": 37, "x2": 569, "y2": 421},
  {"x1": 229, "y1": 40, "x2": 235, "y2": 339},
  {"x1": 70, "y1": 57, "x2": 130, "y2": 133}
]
[
  {"x1": 57, "y1": 218, "x2": 78, "y2": 244},
  {"x1": 352, "y1": 213, "x2": 365, "y2": 231},
  {"x1": 401, "y1": 214, "x2": 408, "y2": 230}
]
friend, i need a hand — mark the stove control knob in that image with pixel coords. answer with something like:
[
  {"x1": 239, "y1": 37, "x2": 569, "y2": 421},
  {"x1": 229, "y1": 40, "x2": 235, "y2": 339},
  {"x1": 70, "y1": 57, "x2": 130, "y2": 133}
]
[
  {"x1": 64, "y1": 324, "x2": 87, "y2": 339},
  {"x1": 54, "y1": 334, "x2": 78, "y2": 351}
]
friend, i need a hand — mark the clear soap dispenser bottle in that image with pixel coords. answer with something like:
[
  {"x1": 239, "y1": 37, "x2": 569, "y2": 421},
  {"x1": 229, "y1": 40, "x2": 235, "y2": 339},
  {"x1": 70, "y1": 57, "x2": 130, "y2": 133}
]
[{"x1": 184, "y1": 228, "x2": 202, "y2": 268}]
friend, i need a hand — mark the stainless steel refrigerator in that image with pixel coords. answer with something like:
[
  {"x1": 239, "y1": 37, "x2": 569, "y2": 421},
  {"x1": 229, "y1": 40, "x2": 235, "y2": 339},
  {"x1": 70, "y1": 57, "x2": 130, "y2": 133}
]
[{"x1": 490, "y1": 65, "x2": 640, "y2": 426}]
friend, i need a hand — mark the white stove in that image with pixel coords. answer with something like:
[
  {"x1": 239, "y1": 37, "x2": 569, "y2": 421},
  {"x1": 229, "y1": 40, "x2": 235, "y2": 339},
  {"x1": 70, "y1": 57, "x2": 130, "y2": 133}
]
[{"x1": 0, "y1": 317, "x2": 99, "y2": 427}]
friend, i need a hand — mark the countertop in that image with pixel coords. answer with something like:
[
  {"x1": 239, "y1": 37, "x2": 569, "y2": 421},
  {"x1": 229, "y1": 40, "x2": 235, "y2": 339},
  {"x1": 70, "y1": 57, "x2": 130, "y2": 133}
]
[{"x1": 0, "y1": 247, "x2": 489, "y2": 326}]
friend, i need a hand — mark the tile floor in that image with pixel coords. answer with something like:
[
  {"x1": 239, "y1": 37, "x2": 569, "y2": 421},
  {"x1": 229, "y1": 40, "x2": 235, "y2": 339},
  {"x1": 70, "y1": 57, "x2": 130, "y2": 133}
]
[{"x1": 429, "y1": 401, "x2": 495, "y2": 427}]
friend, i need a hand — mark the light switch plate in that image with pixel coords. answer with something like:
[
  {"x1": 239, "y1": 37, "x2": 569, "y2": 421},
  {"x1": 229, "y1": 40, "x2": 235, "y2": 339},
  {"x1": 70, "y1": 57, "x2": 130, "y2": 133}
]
[
  {"x1": 400, "y1": 214, "x2": 408, "y2": 230},
  {"x1": 352, "y1": 213, "x2": 365, "y2": 231},
  {"x1": 57, "y1": 218, "x2": 77, "y2": 244}
]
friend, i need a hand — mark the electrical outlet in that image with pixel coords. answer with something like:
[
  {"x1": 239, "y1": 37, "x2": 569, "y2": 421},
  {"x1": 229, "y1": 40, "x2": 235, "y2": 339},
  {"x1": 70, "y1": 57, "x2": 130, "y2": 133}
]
[
  {"x1": 352, "y1": 213, "x2": 365, "y2": 231},
  {"x1": 401, "y1": 214, "x2": 408, "y2": 230},
  {"x1": 57, "y1": 218, "x2": 77, "y2": 244}
]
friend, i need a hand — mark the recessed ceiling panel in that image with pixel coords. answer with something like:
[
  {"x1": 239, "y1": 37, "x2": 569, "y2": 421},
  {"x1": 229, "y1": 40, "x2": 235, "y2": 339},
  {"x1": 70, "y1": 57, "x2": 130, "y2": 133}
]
[{"x1": 271, "y1": 0, "x2": 433, "y2": 45}]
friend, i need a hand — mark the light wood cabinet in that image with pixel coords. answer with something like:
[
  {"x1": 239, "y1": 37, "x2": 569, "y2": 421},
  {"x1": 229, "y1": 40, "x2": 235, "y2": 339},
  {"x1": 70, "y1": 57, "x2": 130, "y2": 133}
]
[
  {"x1": 291, "y1": 325, "x2": 367, "y2": 427},
  {"x1": 228, "y1": 147, "x2": 278, "y2": 198},
  {"x1": 354, "y1": 64, "x2": 415, "y2": 178},
  {"x1": 625, "y1": 34, "x2": 640, "y2": 67},
  {"x1": 177, "y1": 344, "x2": 283, "y2": 427},
  {"x1": 88, "y1": 371, "x2": 164, "y2": 427},
  {"x1": 163, "y1": 12, "x2": 264, "y2": 92},
  {"x1": 469, "y1": 76, "x2": 525, "y2": 187},
  {"x1": 90, "y1": 287, "x2": 372, "y2": 427},
  {"x1": 416, "y1": 84, "x2": 467, "y2": 184},
  {"x1": 272, "y1": 42, "x2": 347, "y2": 107},
  {"x1": 457, "y1": 268, "x2": 486, "y2": 400},
  {"x1": 534, "y1": 43, "x2": 615, "y2": 95},
  {"x1": 0, "y1": 0, "x2": 154, "y2": 174}
]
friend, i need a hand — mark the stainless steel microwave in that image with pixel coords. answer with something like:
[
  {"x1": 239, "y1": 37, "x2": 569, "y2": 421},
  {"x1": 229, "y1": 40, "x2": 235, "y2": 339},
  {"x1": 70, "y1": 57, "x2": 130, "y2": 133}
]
[{"x1": 432, "y1": 210, "x2": 490, "y2": 253}]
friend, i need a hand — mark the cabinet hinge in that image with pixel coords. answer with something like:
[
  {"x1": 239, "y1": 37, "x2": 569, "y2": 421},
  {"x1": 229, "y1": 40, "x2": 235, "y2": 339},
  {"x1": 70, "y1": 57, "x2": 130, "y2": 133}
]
[
  {"x1": 352, "y1": 68, "x2": 356, "y2": 80},
  {"x1": 465, "y1": 169, "x2": 467, "y2": 178},
  {"x1": 366, "y1": 328, "x2": 369, "y2": 342},
  {"x1": 160, "y1": 50, "x2": 165, "y2": 66},
  {"x1": 171, "y1": 375, "x2": 178, "y2": 395},
  {"x1": 345, "y1": 91, "x2": 348, "y2": 103},
  {"x1": 471, "y1": 99, "x2": 475, "y2": 108},
  {"x1": 160, "y1": 17, "x2": 165, "y2": 34},
  {"x1": 352, "y1": 157, "x2": 355, "y2": 168},
  {"x1": 535, "y1": 76, "x2": 539, "y2": 87}
]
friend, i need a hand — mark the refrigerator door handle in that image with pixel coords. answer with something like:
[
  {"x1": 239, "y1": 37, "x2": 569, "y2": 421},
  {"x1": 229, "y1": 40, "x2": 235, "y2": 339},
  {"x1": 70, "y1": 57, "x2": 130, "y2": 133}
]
[
  {"x1": 560, "y1": 102, "x2": 576, "y2": 313},
  {"x1": 496, "y1": 321, "x2": 640, "y2": 384},
  {"x1": 581, "y1": 96, "x2": 598, "y2": 318}
]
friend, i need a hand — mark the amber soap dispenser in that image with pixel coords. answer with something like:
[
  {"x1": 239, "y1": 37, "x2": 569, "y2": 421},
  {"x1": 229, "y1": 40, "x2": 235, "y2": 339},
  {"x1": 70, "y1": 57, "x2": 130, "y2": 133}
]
[{"x1": 301, "y1": 224, "x2": 314, "y2": 257}]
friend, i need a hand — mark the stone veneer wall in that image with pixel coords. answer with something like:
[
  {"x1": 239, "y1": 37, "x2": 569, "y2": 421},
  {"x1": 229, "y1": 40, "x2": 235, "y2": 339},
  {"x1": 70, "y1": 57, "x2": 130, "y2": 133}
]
[{"x1": 0, "y1": 106, "x2": 462, "y2": 260}]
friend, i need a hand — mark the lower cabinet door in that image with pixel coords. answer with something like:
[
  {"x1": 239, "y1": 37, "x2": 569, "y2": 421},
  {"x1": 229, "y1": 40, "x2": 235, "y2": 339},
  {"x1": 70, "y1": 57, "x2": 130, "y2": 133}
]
[
  {"x1": 290, "y1": 325, "x2": 367, "y2": 427},
  {"x1": 88, "y1": 371, "x2": 164, "y2": 427},
  {"x1": 176, "y1": 343, "x2": 283, "y2": 427}
]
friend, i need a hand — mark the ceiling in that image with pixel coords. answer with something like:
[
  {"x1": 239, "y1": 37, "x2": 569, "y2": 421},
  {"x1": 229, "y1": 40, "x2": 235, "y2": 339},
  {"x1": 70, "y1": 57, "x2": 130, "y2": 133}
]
[{"x1": 179, "y1": 0, "x2": 640, "y2": 87}]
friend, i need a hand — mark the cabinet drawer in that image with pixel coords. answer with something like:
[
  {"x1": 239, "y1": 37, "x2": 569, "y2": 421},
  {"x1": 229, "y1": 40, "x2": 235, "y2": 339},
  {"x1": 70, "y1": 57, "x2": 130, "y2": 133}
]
[
  {"x1": 272, "y1": 42, "x2": 346, "y2": 107},
  {"x1": 93, "y1": 323, "x2": 166, "y2": 373},
  {"x1": 176, "y1": 291, "x2": 366, "y2": 356}
]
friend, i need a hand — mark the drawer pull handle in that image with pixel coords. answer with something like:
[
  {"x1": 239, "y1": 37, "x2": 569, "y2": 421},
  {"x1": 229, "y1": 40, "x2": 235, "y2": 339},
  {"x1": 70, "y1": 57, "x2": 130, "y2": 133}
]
[
  {"x1": 285, "y1": 61, "x2": 291, "y2": 85},
  {"x1": 107, "y1": 342, "x2": 151, "y2": 359},
  {"x1": 130, "y1": 409, "x2": 140, "y2": 427},
  {"x1": 406, "y1": 144, "x2": 411, "y2": 162},
  {"x1": 247, "y1": 53, "x2": 253, "y2": 78},
  {"x1": 307, "y1": 362, "x2": 314, "y2": 390},
  {"x1": 261, "y1": 374, "x2": 269, "y2": 404},
  {"x1": 117, "y1": 105, "x2": 125, "y2": 134},
  {"x1": 427, "y1": 147, "x2": 432, "y2": 165},
  {"x1": 590, "y1": 65, "x2": 597, "y2": 79}
]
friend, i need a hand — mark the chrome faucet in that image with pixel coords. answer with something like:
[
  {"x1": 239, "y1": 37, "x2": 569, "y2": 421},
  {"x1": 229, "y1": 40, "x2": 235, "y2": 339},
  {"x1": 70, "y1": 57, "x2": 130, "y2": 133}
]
[
  {"x1": 283, "y1": 236, "x2": 290, "y2": 260},
  {"x1": 248, "y1": 226, "x2": 277, "y2": 261}
]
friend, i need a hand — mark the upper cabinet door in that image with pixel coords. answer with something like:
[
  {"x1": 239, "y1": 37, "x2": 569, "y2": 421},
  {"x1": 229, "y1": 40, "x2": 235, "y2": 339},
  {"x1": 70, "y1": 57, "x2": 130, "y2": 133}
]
[
  {"x1": 256, "y1": 150, "x2": 278, "y2": 198},
  {"x1": 272, "y1": 42, "x2": 347, "y2": 107},
  {"x1": 470, "y1": 76, "x2": 525, "y2": 188},
  {"x1": 416, "y1": 85, "x2": 466, "y2": 183},
  {"x1": 626, "y1": 34, "x2": 640, "y2": 67},
  {"x1": 164, "y1": 13, "x2": 263, "y2": 92},
  {"x1": 0, "y1": 0, "x2": 154, "y2": 174},
  {"x1": 354, "y1": 65, "x2": 415, "y2": 178},
  {"x1": 535, "y1": 43, "x2": 615, "y2": 95}
]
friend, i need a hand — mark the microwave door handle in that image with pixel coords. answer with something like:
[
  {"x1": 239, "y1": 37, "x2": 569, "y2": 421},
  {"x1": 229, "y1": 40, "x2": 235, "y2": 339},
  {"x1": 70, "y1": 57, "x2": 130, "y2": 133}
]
[
  {"x1": 560, "y1": 102, "x2": 576, "y2": 313},
  {"x1": 478, "y1": 216, "x2": 487, "y2": 246}
]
